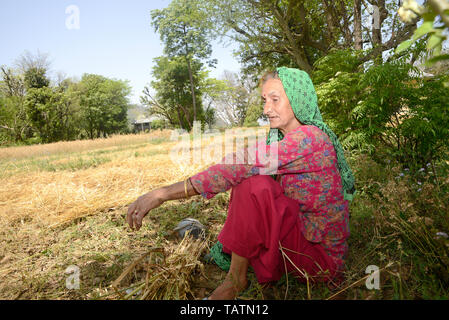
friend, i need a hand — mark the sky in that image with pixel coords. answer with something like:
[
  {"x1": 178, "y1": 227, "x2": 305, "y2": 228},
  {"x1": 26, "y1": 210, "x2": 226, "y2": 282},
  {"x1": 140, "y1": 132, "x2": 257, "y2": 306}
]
[{"x1": 0, "y1": 0, "x2": 242, "y2": 105}]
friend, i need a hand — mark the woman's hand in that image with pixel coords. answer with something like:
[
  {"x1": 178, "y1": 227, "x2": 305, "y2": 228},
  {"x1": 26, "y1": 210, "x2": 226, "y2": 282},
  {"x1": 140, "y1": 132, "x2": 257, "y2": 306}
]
[
  {"x1": 126, "y1": 179, "x2": 198, "y2": 231},
  {"x1": 127, "y1": 189, "x2": 165, "y2": 231}
]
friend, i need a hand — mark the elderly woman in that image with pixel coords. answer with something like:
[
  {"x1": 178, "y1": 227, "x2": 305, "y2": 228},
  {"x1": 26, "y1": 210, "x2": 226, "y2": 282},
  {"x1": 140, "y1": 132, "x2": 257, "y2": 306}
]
[{"x1": 127, "y1": 67, "x2": 356, "y2": 300}]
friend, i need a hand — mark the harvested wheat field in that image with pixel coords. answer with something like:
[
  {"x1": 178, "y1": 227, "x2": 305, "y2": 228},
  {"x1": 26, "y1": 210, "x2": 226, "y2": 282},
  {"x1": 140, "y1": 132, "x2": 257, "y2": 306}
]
[
  {"x1": 2, "y1": 127, "x2": 446, "y2": 300},
  {"x1": 0, "y1": 127, "x2": 292, "y2": 300}
]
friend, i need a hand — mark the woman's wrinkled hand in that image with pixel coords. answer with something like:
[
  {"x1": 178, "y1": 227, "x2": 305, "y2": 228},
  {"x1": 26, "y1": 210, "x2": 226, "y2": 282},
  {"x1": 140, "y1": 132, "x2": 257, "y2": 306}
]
[{"x1": 126, "y1": 189, "x2": 165, "y2": 231}]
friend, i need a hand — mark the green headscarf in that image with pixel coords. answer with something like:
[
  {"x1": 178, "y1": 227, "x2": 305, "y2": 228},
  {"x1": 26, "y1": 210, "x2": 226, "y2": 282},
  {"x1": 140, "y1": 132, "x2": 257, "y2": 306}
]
[
  {"x1": 267, "y1": 67, "x2": 356, "y2": 202},
  {"x1": 207, "y1": 67, "x2": 356, "y2": 272}
]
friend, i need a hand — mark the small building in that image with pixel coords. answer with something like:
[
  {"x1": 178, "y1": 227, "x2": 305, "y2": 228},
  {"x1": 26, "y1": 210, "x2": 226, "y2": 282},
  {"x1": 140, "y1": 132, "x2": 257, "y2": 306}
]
[{"x1": 133, "y1": 118, "x2": 151, "y2": 133}]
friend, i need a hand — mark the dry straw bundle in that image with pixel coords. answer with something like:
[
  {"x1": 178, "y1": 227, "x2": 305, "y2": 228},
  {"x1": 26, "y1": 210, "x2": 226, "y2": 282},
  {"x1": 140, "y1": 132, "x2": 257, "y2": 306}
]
[{"x1": 110, "y1": 235, "x2": 209, "y2": 300}]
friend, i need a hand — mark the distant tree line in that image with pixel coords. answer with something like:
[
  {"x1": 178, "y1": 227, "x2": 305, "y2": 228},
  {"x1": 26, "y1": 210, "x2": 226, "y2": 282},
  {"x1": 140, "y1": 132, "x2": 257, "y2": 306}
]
[{"x1": 0, "y1": 52, "x2": 131, "y2": 146}]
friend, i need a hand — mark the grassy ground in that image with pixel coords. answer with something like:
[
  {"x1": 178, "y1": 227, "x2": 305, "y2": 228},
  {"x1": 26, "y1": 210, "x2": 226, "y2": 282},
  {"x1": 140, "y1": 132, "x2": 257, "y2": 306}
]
[{"x1": 0, "y1": 128, "x2": 448, "y2": 300}]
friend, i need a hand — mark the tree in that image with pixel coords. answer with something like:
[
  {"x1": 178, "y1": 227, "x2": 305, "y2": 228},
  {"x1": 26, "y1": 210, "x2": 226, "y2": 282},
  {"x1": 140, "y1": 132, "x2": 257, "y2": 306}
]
[
  {"x1": 0, "y1": 51, "x2": 53, "y2": 143},
  {"x1": 25, "y1": 87, "x2": 62, "y2": 143},
  {"x1": 22, "y1": 67, "x2": 81, "y2": 143},
  {"x1": 24, "y1": 67, "x2": 50, "y2": 89},
  {"x1": 78, "y1": 74, "x2": 131, "y2": 139},
  {"x1": 0, "y1": 67, "x2": 30, "y2": 143},
  {"x1": 202, "y1": 0, "x2": 419, "y2": 75},
  {"x1": 202, "y1": 71, "x2": 260, "y2": 127},
  {"x1": 15, "y1": 50, "x2": 51, "y2": 75},
  {"x1": 204, "y1": 104, "x2": 216, "y2": 130},
  {"x1": 151, "y1": 0, "x2": 217, "y2": 122},
  {"x1": 141, "y1": 56, "x2": 205, "y2": 130},
  {"x1": 243, "y1": 103, "x2": 264, "y2": 127},
  {"x1": 55, "y1": 79, "x2": 85, "y2": 141}
]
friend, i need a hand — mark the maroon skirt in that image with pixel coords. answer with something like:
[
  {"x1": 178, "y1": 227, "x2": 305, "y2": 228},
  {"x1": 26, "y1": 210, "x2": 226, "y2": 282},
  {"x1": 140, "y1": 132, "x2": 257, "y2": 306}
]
[{"x1": 217, "y1": 175, "x2": 338, "y2": 284}]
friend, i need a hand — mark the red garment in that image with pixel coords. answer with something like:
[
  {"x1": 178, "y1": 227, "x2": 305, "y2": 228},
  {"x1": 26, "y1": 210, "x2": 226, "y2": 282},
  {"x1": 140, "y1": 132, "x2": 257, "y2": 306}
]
[
  {"x1": 218, "y1": 174, "x2": 338, "y2": 284},
  {"x1": 190, "y1": 125, "x2": 350, "y2": 273}
]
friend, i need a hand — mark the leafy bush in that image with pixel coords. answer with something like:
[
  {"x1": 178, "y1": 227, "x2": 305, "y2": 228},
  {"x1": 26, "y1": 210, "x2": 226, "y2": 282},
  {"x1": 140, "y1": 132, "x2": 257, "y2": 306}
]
[
  {"x1": 314, "y1": 50, "x2": 449, "y2": 171},
  {"x1": 355, "y1": 60, "x2": 449, "y2": 170},
  {"x1": 151, "y1": 119, "x2": 169, "y2": 130}
]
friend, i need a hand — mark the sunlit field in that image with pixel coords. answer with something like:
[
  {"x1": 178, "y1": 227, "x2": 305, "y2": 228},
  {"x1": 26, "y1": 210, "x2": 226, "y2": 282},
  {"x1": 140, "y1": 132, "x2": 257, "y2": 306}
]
[
  {"x1": 0, "y1": 128, "x2": 448, "y2": 300},
  {"x1": 0, "y1": 127, "x2": 266, "y2": 299}
]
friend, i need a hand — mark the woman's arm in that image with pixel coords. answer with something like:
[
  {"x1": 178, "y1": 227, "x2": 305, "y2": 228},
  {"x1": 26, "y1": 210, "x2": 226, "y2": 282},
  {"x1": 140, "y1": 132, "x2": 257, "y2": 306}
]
[
  {"x1": 190, "y1": 128, "x2": 318, "y2": 199},
  {"x1": 126, "y1": 178, "x2": 199, "y2": 231}
]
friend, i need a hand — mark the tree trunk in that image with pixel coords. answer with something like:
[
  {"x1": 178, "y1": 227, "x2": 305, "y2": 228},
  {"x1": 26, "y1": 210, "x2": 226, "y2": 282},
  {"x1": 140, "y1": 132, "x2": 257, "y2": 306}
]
[
  {"x1": 371, "y1": 0, "x2": 387, "y2": 64},
  {"x1": 354, "y1": 0, "x2": 363, "y2": 50},
  {"x1": 89, "y1": 120, "x2": 94, "y2": 140},
  {"x1": 272, "y1": 2, "x2": 313, "y2": 73},
  {"x1": 371, "y1": 3, "x2": 382, "y2": 47},
  {"x1": 323, "y1": 1, "x2": 335, "y2": 46},
  {"x1": 178, "y1": 103, "x2": 192, "y2": 131},
  {"x1": 176, "y1": 104, "x2": 187, "y2": 131},
  {"x1": 185, "y1": 56, "x2": 197, "y2": 123}
]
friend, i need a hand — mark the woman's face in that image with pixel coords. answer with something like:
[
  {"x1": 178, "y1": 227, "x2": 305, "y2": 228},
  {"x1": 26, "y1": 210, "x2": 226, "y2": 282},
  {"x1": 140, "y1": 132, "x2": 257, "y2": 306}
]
[{"x1": 262, "y1": 78, "x2": 301, "y2": 135}]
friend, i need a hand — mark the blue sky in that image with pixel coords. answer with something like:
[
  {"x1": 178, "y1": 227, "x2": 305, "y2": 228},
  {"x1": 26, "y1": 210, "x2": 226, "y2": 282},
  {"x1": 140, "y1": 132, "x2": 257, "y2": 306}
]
[{"x1": 0, "y1": 0, "x2": 242, "y2": 104}]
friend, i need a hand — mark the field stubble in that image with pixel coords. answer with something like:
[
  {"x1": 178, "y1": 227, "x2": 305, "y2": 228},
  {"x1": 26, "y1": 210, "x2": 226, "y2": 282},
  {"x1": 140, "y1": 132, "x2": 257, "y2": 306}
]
[
  {"x1": 1, "y1": 128, "x2": 448, "y2": 300},
  {"x1": 0, "y1": 128, "x2": 264, "y2": 299}
]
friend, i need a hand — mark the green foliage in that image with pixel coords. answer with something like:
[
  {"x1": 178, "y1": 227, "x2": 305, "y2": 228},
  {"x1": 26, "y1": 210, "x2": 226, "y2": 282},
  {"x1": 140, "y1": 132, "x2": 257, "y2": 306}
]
[
  {"x1": 243, "y1": 103, "x2": 263, "y2": 127},
  {"x1": 313, "y1": 49, "x2": 361, "y2": 84},
  {"x1": 1, "y1": 57, "x2": 131, "y2": 145},
  {"x1": 399, "y1": 75, "x2": 449, "y2": 168},
  {"x1": 25, "y1": 87, "x2": 61, "y2": 143},
  {"x1": 396, "y1": 0, "x2": 449, "y2": 85},
  {"x1": 0, "y1": 95, "x2": 28, "y2": 144},
  {"x1": 356, "y1": 60, "x2": 449, "y2": 169},
  {"x1": 314, "y1": 49, "x2": 363, "y2": 140},
  {"x1": 203, "y1": 104, "x2": 216, "y2": 129},
  {"x1": 150, "y1": 119, "x2": 169, "y2": 130},
  {"x1": 314, "y1": 49, "x2": 449, "y2": 170},
  {"x1": 201, "y1": 77, "x2": 229, "y2": 126},
  {"x1": 0, "y1": 67, "x2": 31, "y2": 144},
  {"x1": 151, "y1": 0, "x2": 215, "y2": 65},
  {"x1": 78, "y1": 74, "x2": 131, "y2": 139},
  {"x1": 24, "y1": 67, "x2": 50, "y2": 89},
  {"x1": 397, "y1": 3, "x2": 448, "y2": 57},
  {"x1": 143, "y1": 55, "x2": 206, "y2": 131}
]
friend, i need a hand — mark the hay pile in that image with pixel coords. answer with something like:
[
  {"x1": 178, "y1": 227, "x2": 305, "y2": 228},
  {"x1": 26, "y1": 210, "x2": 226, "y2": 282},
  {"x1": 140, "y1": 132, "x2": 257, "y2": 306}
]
[{"x1": 110, "y1": 236, "x2": 209, "y2": 300}]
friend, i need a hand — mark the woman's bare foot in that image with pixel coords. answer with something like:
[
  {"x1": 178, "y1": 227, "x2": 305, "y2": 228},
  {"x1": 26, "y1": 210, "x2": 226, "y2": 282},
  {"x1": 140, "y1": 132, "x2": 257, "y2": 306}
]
[
  {"x1": 207, "y1": 251, "x2": 250, "y2": 300},
  {"x1": 207, "y1": 275, "x2": 248, "y2": 300}
]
